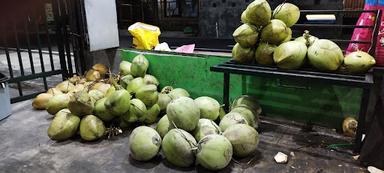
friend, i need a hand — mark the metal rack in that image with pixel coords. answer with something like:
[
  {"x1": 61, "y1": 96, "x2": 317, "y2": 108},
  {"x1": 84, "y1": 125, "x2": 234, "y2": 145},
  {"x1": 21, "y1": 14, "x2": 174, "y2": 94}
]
[{"x1": 210, "y1": 10, "x2": 382, "y2": 153}]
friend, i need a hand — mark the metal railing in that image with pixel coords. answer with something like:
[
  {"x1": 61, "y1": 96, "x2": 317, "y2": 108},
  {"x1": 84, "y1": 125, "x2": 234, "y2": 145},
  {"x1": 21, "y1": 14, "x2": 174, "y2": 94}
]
[{"x1": 0, "y1": 0, "x2": 85, "y2": 103}]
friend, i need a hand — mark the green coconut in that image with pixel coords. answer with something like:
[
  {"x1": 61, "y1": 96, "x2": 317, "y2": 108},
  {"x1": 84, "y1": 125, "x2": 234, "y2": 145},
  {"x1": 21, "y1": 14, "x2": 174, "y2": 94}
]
[
  {"x1": 157, "y1": 93, "x2": 172, "y2": 111},
  {"x1": 122, "y1": 98, "x2": 147, "y2": 123},
  {"x1": 161, "y1": 86, "x2": 173, "y2": 94},
  {"x1": 144, "y1": 104, "x2": 161, "y2": 124},
  {"x1": 231, "y1": 95, "x2": 262, "y2": 115},
  {"x1": 219, "y1": 107, "x2": 226, "y2": 120},
  {"x1": 273, "y1": 3, "x2": 300, "y2": 27},
  {"x1": 231, "y1": 106, "x2": 259, "y2": 129},
  {"x1": 68, "y1": 91, "x2": 95, "y2": 117},
  {"x1": 129, "y1": 126, "x2": 162, "y2": 161},
  {"x1": 156, "y1": 115, "x2": 173, "y2": 138},
  {"x1": 120, "y1": 61, "x2": 132, "y2": 76},
  {"x1": 47, "y1": 88, "x2": 63, "y2": 96},
  {"x1": 255, "y1": 42, "x2": 277, "y2": 65},
  {"x1": 105, "y1": 85, "x2": 116, "y2": 97},
  {"x1": 55, "y1": 108, "x2": 71, "y2": 117},
  {"x1": 283, "y1": 27, "x2": 292, "y2": 42},
  {"x1": 94, "y1": 97, "x2": 114, "y2": 122},
  {"x1": 88, "y1": 89, "x2": 104, "y2": 101},
  {"x1": 47, "y1": 110, "x2": 80, "y2": 141},
  {"x1": 273, "y1": 41, "x2": 307, "y2": 70},
  {"x1": 241, "y1": 10, "x2": 250, "y2": 24},
  {"x1": 193, "y1": 119, "x2": 221, "y2": 142},
  {"x1": 46, "y1": 94, "x2": 71, "y2": 115},
  {"x1": 32, "y1": 93, "x2": 53, "y2": 110},
  {"x1": 295, "y1": 31, "x2": 318, "y2": 47},
  {"x1": 196, "y1": 134, "x2": 233, "y2": 171},
  {"x1": 79, "y1": 115, "x2": 106, "y2": 141},
  {"x1": 223, "y1": 124, "x2": 259, "y2": 158},
  {"x1": 126, "y1": 77, "x2": 145, "y2": 94},
  {"x1": 130, "y1": 54, "x2": 149, "y2": 77},
  {"x1": 167, "y1": 97, "x2": 200, "y2": 131},
  {"x1": 219, "y1": 112, "x2": 249, "y2": 132},
  {"x1": 260, "y1": 19, "x2": 290, "y2": 45},
  {"x1": 162, "y1": 129, "x2": 197, "y2": 167},
  {"x1": 143, "y1": 74, "x2": 159, "y2": 86},
  {"x1": 194, "y1": 96, "x2": 221, "y2": 121},
  {"x1": 232, "y1": 43, "x2": 255, "y2": 63},
  {"x1": 340, "y1": 51, "x2": 376, "y2": 74},
  {"x1": 308, "y1": 39, "x2": 344, "y2": 71},
  {"x1": 120, "y1": 74, "x2": 134, "y2": 89},
  {"x1": 104, "y1": 89, "x2": 131, "y2": 116},
  {"x1": 168, "y1": 88, "x2": 190, "y2": 100},
  {"x1": 233, "y1": 23, "x2": 259, "y2": 48},
  {"x1": 56, "y1": 80, "x2": 75, "y2": 93},
  {"x1": 245, "y1": 0, "x2": 272, "y2": 27},
  {"x1": 136, "y1": 84, "x2": 158, "y2": 107}
]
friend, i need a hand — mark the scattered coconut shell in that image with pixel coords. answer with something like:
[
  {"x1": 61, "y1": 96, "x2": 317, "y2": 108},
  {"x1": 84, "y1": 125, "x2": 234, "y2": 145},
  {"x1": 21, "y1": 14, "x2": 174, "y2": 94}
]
[
  {"x1": 68, "y1": 75, "x2": 82, "y2": 84},
  {"x1": 274, "y1": 152, "x2": 288, "y2": 164},
  {"x1": 56, "y1": 81, "x2": 75, "y2": 93},
  {"x1": 85, "y1": 69, "x2": 101, "y2": 81},
  {"x1": 70, "y1": 84, "x2": 85, "y2": 93},
  {"x1": 92, "y1": 63, "x2": 108, "y2": 76},
  {"x1": 92, "y1": 83, "x2": 111, "y2": 94},
  {"x1": 342, "y1": 116, "x2": 358, "y2": 137}
]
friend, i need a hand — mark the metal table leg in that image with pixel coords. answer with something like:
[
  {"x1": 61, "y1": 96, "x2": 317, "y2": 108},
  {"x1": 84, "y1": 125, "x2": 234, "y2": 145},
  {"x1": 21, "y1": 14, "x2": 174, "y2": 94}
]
[
  {"x1": 354, "y1": 88, "x2": 371, "y2": 153},
  {"x1": 223, "y1": 73, "x2": 230, "y2": 112}
]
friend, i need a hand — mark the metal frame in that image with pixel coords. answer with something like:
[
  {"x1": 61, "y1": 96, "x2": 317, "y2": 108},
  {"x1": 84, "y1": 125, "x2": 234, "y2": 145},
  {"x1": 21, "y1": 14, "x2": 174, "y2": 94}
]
[
  {"x1": 0, "y1": 0, "x2": 85, "y2": 103},
  {"x1": 210, "y1": 10, "x2": 382, "y2": 153}
]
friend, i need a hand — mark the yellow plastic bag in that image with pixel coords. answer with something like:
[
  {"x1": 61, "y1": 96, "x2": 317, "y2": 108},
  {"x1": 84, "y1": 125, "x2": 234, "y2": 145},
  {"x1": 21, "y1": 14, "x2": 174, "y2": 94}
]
[{"x1": 128, "y1": 22, "x2": 161, "y2": 50}]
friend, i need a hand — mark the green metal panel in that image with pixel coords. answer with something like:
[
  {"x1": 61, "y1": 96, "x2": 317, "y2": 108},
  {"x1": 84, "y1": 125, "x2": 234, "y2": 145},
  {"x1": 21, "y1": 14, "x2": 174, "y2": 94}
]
[{"x1": 120, "y1": 49, "x2": 362, "y2": 129}]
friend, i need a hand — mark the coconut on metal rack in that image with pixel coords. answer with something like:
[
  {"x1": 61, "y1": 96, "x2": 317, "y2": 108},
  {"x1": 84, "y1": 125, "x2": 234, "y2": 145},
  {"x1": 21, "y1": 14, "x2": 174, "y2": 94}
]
[
  {"x1": 307, "y1": 39, "x2": 344, "y2": 71},
  {"x1": 260, "y1": 19, "x2": 290, "y2": 45},
  {"x1": 232, "y1": 43, "x2": 255, "y2": 63},
  {"x1": 255, "y1": 42, "x2": 277, "y2": 66},
  {"x1": 341, "y1": 51, "x2": 376, "y2": 74},
  {"x1": 245, "y1": 0, "x2": 272, "y2": 27},
  {"x1": 273, "y1": 3, "x2": 300, "y2": 27},
  {"x1": 233, "y1": 23, "x2": 259, "y2": 48},
  {"x1": 273, "y1": 41, "x2": 307, "y2": 70}
]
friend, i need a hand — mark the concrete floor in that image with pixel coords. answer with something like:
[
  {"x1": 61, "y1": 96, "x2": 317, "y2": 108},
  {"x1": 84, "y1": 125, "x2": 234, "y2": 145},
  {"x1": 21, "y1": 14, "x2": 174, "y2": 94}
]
[{"x1": 0, "y1": 100, "x2": 367, "y2": 173}]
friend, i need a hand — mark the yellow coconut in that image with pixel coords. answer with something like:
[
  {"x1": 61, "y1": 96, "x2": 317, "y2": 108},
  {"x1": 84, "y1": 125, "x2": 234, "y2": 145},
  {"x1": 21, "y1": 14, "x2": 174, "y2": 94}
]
[{"x1": 32, "y1": 93, "x2": 53, "y2": 110}]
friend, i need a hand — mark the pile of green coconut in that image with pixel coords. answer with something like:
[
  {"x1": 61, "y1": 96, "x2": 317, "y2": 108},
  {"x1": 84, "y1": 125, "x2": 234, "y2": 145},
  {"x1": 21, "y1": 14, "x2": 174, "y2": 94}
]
[
  {"x1": 130, "y1": 95, "x2": 262, "y2": 171},
  {"x1": 234, "y1": 0, "x2": 376, "y2": 74},
  {"x1": 32, "y1": 54, "x2": 173, "y2": 141},
  {"x1": 32, "y1": 54, "x2": 263, "y2": 171}
]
